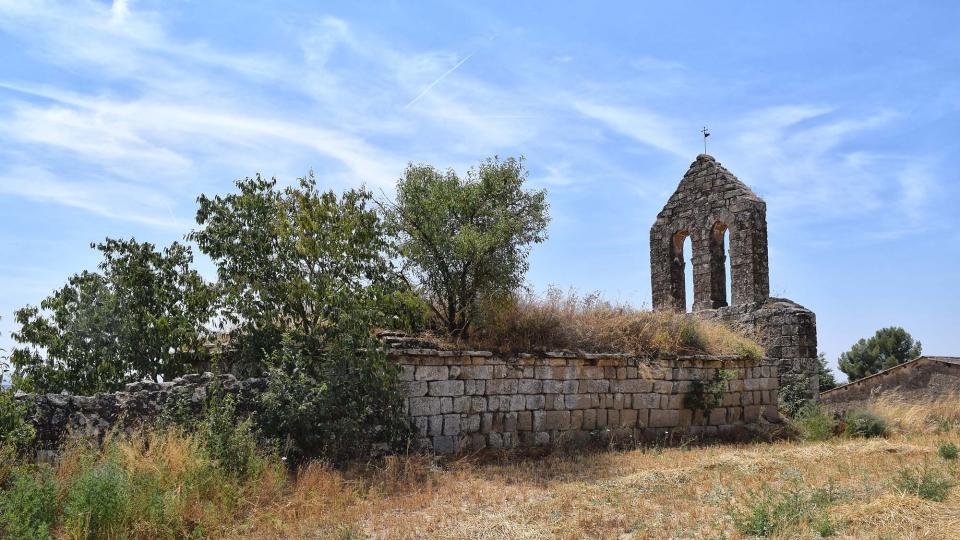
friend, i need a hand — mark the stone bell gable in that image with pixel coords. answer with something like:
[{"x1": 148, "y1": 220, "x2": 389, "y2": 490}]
[
  {"x1": 651, "y1": 154, "x2": 819, "y2": 399},
  {"x1": 650, "y1": 154, "x2": 770, "y2": 312}
]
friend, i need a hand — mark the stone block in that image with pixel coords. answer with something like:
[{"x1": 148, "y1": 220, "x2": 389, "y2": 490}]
[
  {"x1": 400, "y1": 381, "x2": 428, "y2": 397},
  {"x1": 620, "y1": 408, "x2": 638, "y2": 428},
  {"x1": 544, "y1": 410, "x2": 570, "y2": 430},
  {"x1": 618, "y1": 379, "x2": 653, "y2": 393},
  {"x1": 464, "y1": 380, "x2": 485, "y2": 395},
  {"x1": 415, "y1": 366, "x2": 449, "y2": 381},
  {"x1": 570, "y1": 410, "x2": 583, "y2": 429},
  {"x1": 542, "y1": 380, "x2": 562, "y2": 393},
  {"x1": 654, "y1": 381, "x2": 673, "y2": 393},
  {"x1": 408, "y1": 397, "x2": 442, "y2": 417},
  {"x1": 518, "y1": 379, "x2": 542, "y2": 394},
  {"x1": 462, "y1": 414, "x2": 481, "y2": 433},
  {"x1": 582, "y1": 409, "x2": 597, "y2": 430},
  {"x1": 429, "y1": 380, "x2": 464, "y2": 397},
  {"x1": 564, "y1": 394, "x2": 593, "y2": 410},
  {"x1": 709, "y1": 408, "x2": 727, "y2": 425},
  {"x1": 399, "y1": 365, "x2": 415, "y2": 381},
  {"x1": 429, "y1": 415, "x2": 444, "y2": 436},
  {"x1": 649, "y1": 409, "x2": 680, "y2": 428},
  {"x1": 485, "y1": 379, "x2": 518, "y2": 395},
  {"x1": 525, "y1": 395, "x2": 545, "y2": 410},
  {"x1": 607, "y1": 409, "x2": 620, "y2": 427},
  {"x1": 518, "y1": 411, "x2": 532, "y2": 431},
  {"x1": 443, "y1": 414, "x2": 461, "y2": 435},
  {"x1": 585, "y1": 380, "x2": 610, "y2": 393}
]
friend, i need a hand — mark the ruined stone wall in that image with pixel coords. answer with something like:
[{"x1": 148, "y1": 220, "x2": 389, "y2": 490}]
[
  {"x1": 393, "y1": 349, "x2": 780, "y2": 453},
  {"x1": 16, "y1": 373, "x2": 264, "y2": 450},
  {"x1": 698, "y1": 298, "x2": 819, "y2": 398},
  {"x1": 16, "y1": 351, "x2": 782, "y2": 455},
  {"x1": 820, "y1": 357, "x2": 960, "y2": 412}
]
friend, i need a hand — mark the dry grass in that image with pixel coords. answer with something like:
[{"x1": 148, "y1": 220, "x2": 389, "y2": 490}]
[
  {"x1": 9, "y1": 397, "x2": 960, "y2": 538},
  {"x1": 466, "y1": 287, "x2": 763, "y2": 358},
  {"x1": 233, "y1": 396, "x2": 960, "y2": 539}
]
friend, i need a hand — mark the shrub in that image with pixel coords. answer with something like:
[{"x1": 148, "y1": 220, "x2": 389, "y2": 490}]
[
  {"x1": 256, "y1": 335, "x2": 411, "y2": 462},
  {"x1": 893, "y1": 465, "x2": 954, "y2": 501},
  {"x1": 470, "y1": 287, "x2": 763, "y2": 357},
  {"x1": 683, "y1": 368, "x2": 735, "y2": 414},
  {"x1": 727, "y1": 482, "x2": 841, "y2": 537},
  {"x1": 778, "y1": 378, "x2": 814, "y2": 418},
  {"x1": 938, "y1": 441, "x2": 958, "y2": 461},
  {"x1": 64, "y1": 458, "x2": 131, "y2": 537},
  {"x1": 789, "y1": 403, "x2": 838, "y2": 442},
  {"x1": 0, "y1": 465, "x2": 58, "y2": 539},
  {"x1": 842, "y1": 410, "x2": 888, "y2": 438},
  {"x1": 198, "y1": 392, "x2": 267, "y2": 480},
  {"x1": 0, "y1": 388, "x2": 35, "y2": 454}
]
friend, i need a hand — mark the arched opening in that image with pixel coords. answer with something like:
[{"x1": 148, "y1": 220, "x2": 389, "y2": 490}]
[
  {"x1": 683, "y1": 236, "x2": 694, "y2": 312},
  {"x1": 669, "y1": 230, "x2": 691, "y2": 311},
  {"x1": 724, "y1": 229, "x2": 732, "y2": 306},
  {"x1": 709, "y1": 222, "x2": 729, "y2": 308}
]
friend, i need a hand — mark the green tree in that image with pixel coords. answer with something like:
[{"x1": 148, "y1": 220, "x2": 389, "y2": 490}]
[
  {"x1": 188, "y1": 173, "x2": 408, "y2": 369},
  {"x1": 384, "y1": 156, "x2": 549, "y2": 337},
  {"x1": 838, "y1": 326, "x2": 921, "y2": 381},
  {"x1": 189, "y1": 174, "x2": 412, "y2": 458},
  {"x1": 11, "y1": 239, "x2": 212, "y2": 394},
  {"x1": 816, "y1": 353, "x2": 838, "y2": 391}
]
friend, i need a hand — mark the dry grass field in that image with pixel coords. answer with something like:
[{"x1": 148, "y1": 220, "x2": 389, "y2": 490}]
[
  {"x1": 5, "y1": 396, "x2": 959, "y2": 539},
  {"x1": 235, "y1": 396, "x2": 960, "y2": 539}
]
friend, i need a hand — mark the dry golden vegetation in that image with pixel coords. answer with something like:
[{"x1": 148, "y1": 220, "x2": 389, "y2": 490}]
[
  {"x1": 8, "y1": 395, "x2": 959, "y2": 538},
  {"x1": 235, "y1": 396, "x2": 960, "y2": 539},
  {"x1": 465, "y1": 288, "x2": 764, "y2": 359}
]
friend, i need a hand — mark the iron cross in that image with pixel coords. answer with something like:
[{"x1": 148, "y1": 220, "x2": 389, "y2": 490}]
[{"x1": 701, "y1": 126, "x2": 710, "y2": 154}]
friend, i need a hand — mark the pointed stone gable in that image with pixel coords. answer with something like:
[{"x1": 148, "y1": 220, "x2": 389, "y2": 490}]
[
  {"x1": 650, "y1": 154, "x2": 770, "y2": 312},
  {"x1": 656, "y1": 154, "x2": 762, "y2": 222}
]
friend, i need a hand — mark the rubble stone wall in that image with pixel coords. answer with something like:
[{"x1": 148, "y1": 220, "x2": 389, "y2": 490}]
[
  {"x1": 393, "y1": 349, "x2": 780, "y2": 453},
  {"x1": 16, "y1": 373, "x2": 265, "y2": 450}
]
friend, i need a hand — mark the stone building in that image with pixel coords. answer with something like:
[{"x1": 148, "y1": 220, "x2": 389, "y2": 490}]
[
  {"x1": 820, "y1": 356, "x2": 960, "y2": 411},
  {"x1": 650, "y1": 154, "x2": 819, "y2": 397}
]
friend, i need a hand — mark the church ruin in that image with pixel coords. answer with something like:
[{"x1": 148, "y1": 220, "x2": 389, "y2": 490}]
[{"x1": 650, "y1": 154, "x2": 819, "y2": 398}]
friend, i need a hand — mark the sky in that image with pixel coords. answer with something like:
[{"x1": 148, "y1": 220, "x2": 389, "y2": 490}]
[{"x1": 0, "y1": 1, "x2": 958, "y2": 381}]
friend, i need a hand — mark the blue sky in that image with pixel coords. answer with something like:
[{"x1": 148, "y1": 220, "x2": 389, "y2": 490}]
[{"x1": 1, "y1": 1, "x2": 958, "y2": 380}]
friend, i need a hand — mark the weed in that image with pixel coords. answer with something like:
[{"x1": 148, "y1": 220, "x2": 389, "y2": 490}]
[
  {"x1": 727, "y1": 480, "x2": 843, "y2": 538},
  {"x1": 842, "y1": 410, "x2": 888, "y2": 438},
  {"x1": 63, "y1": 458, "x2": 131, "y2": 537},
  {"x1": 790, "y1": 403, "x2": 838, "y2": 442},
  {"x1": 937, "y1": 441, "x2": 958, "y2": 461},
  {"x1": 0, "y1": 465, "x2": 58, "y2": 539},
  {"x1": 892, "y1": 464, "x2": 954, "y2": 502}
]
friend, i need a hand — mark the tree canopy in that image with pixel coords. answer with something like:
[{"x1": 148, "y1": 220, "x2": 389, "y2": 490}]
[
  {"x1": 11, "y1": 239, "x2": 213, "y2": 394},
  {"x1": 838, "y1": 326, "x2": 922, "y2": 381},
  {"x1": 385, "y1": 156, "x2": 549, "y2": 337},
  {"x1": 188, "y1": 173, "x2": 412, "y2": 370}
]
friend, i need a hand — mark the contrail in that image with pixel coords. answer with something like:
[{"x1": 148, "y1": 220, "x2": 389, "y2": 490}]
[{"x1": 402, "y1": 51, "x2": 475, "y2": 111}]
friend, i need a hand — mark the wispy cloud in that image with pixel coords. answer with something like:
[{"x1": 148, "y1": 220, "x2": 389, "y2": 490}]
[
  {"x1": 572, "y1": 100, "x2": 688, "y2": 157},
  {"x1": 403, "y1": 51, "x2": 476, "y2": 110}
]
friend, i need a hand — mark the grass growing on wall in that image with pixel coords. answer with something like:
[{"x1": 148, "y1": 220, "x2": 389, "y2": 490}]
[{"x1": 468, "y1": 287, "x2": 764, "y2": 358}]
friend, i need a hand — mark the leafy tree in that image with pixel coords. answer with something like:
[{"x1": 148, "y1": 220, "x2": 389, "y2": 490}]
[
  {"x1": 384, "y1": 156, "x2": 549, "y2": 337},
  {"x1": 189, "y1": 174, "x2": 413, "y2": 458},
  {"x1": 838, "y1": 326, "x2": 921, "y2": 381},
  {"x1": 188, "y1": 173, "x2": 410, "y2": 370},
  {"x1": 816, "y1": 353, "x2": 838, "y2": 391},
  {"x1": 11, "y1": 239, "x2": 212, "y2": 394}
]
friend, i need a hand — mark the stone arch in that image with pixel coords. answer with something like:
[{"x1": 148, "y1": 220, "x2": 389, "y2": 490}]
[
  {"x1": 708, "y1": 221, "x2": 729, "y2": 308},
  {"x1": 669, "y1": 230, "x2": 690, "y2": 311}
]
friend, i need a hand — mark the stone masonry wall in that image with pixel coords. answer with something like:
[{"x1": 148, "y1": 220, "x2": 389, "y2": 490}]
[
  {"x1": 699, "y1": 298, "x2": 819, "y2": 399},
  {"x1": 393, "y1": 349, "x2": 780, "y2": 453},
  {"x1": 15, "y1": 352, "x2": 782, "y2": 455}
]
